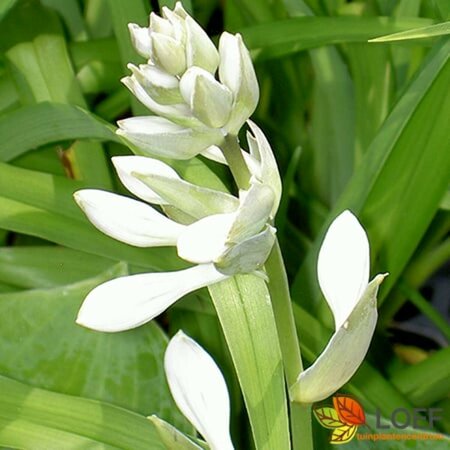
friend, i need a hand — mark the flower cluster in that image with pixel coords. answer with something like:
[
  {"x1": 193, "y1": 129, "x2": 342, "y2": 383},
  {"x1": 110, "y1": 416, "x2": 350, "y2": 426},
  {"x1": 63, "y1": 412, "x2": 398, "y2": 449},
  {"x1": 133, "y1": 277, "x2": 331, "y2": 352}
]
[
  {"x1": 118, "y1": 2, "x2": 258, "y2": 160},
  {"x1": 74, "y1": 3, "x2": 280, "y2": 333}
]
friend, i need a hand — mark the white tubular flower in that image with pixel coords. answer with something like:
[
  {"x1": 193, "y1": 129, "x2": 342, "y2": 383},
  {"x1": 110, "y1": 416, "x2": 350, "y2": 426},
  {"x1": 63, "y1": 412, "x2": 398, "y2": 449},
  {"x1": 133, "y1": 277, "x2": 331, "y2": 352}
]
[
  {"x1": 75, "y1": 157, "x2": 278, "y2": 332},
  {"x1": 164, "y1": 331, "x2": 234, "y2": 450},
  {"x1": 73, "y1": 189, "x2": 185, "y2": 247},
  {"x1": 290, "y1": 211, "x2": 387, "y2": 404}
]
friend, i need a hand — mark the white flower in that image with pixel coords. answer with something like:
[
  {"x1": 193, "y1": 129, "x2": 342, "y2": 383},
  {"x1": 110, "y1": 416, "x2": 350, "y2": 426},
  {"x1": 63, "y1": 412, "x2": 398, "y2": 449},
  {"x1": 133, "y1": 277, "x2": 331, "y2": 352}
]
[
  {"x1": 75, "y1": 154, "x2": 278, "y2": 332},
  {"x1": 162, "y1": 331, "x2": 234, "y2": 450},
  {"x1": 290, "y1": 211, "x2": 387, "y2": 403},
  {"x1": 119, "y1": 2, "x2": 259, "y2": 159}
]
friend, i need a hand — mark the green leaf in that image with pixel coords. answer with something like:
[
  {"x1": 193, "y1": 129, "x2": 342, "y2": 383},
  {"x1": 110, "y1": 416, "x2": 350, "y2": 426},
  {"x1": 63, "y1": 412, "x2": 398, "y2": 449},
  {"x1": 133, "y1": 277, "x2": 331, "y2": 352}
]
[
  {"x1": 0, "y1": 375, "x2": 166, "y2": 449},
  {"x1": 149, "y1": 416, "x2": 204, "y2": 450},
  {"x1": 106, "y1": 0, "x2": 149, "y2": 115},
  {"x1": 0, "y1": 0, "x2": 17, "y2": 22},
  {"x1": 208, "y1": 275, "x2": 290, "y2": 450},
  {"x1": 0, "y1": 103, "x2": 119, "y2": 162},
  {"x1": 240, "y1": 16, "x2": 433, "y2": 59},
  {"x1": 370, "y1": 21, "x2": 450, "y2": 42},
  {"x1": 343, "y1": 414, "x2": 450, "y2": 449},
  {"x1": 3, "y1": 0, "x2": 112, "y2": 187},
  {"x1": 0, "y1": 246, "x2": 113, "y2": 289},
  {"x1": 390, "y1": 347, "x2": 450, "y2": 406},
  {"x1": 0, "y1": 264, "x2": 188, "y2": 431}
]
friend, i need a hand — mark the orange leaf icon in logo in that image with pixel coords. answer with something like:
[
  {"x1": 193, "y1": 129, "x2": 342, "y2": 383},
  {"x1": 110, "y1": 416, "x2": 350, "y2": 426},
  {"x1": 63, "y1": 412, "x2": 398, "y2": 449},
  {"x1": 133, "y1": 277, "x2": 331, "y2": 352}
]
[
  {"x1": 333, "y1": 395, "x2": 366, "y2": 425},
  {"x1": 313, "y1": 406, "x2": 345, "y2": 429},
  {"x1": 330, "y1": 424, "x2": 357, "y2": 445}
]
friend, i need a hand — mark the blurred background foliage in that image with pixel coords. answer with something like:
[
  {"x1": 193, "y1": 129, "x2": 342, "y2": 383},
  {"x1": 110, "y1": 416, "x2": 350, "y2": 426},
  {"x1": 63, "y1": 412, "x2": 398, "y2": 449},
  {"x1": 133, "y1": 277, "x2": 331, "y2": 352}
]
[{"x1": 0, "y1": 0, "x2": 448, "y2": 448}]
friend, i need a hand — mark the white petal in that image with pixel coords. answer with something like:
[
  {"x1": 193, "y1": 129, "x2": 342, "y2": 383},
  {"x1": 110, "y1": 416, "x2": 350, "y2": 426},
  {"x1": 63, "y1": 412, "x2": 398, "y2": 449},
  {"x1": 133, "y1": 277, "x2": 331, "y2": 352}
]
[
  {"x1": 291, "y1": 274, "x2": 386, "y2": 403},
  {"x1": 246, "y1": 121, "x2": 282, "y2": 217},
  {"x1": 112, "y1": 155, "x2": 179, "y2": 204},
  {"x1": 128, "y1": 23, "x2": 152, "y2": 58},
  {"x1": 165, "y1": 331, "x2": 234, "y2": 450},
  {"x1": 226, "y1": 182, "x2": 274, "y2": 244},
  {"x1": 134, "y1": 171, "x2": 239, "y2": 219},
  {"x1": 219, "y1": 33, "x2": 259, "y2": 134},
  {"x1": 129, "y1": 64, "x2": 182, "y2": 105},
  {"x1": 218, "y1": 33, "x2": 241, "y2": 95},
  {"x1": 151, "y1": 32, "x2": 186, "y2": 75},
  {"x1": 149, "y1": 12, "x2": 174, "y2": 36},
  {"x1": 117, "y1": 116, "x2": 224, "y2": 159},
  {"x1": 180, "y1": 67, "x2": 232, "y2": 128},
  {"x1": 177, "y1": 213, "x2": 235, "y2": 264},
  {"x1": 317, "y1": 210, "x2": 370, "y2": 330},
  {"x1": 121, "y1": 75, "x2": 193, "y2": 125},
  {"x1": 201, "y1": 145, "x2": 227, "y2": 164},
  {"x1": 185, "y1": 16, "x2": 220, "y2": 73},
  {"x1": 74, "y1": 189, "x2": 184, "y2": 247},
  {"x1": 77, "y1": 264, "x2": 228, "y2": 332}
]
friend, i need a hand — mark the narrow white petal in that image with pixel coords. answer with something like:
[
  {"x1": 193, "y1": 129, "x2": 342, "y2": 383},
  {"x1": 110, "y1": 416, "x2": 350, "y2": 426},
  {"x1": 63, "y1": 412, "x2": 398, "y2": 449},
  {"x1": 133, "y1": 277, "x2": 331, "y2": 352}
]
[
  {"x1": 117, "y1": 116, "x2": 224, "y2": 160},
  {"x1": 128, "y1": 23, "x2": 152, "y2": 58},
  {"x1": 185, "y1": 16, "x2": 220, "y2": 74},
  {"x1": 165, "y1": 331, "x2": 234, "y2": 450},
  {"x1": 317, "y1": 210, "x2": 370, "y2": 330},
  {"x1": 112, "y1": 156, "x2": 179, "y2": 204},
  {"x1": 177, "y1": 213, "x2": 235, "y2": 264},
  {"x1": 77, "y1": 265, "x2": 228, "y2": 332},
  {"x1": 246, "y1": 121, "x2": 282, "y2": 217},
  {"x1": 151, "y1": 32, "x2": 186, "y2": 75},
  {"x1": 226, "y1": 182, "x2": 274, "y2": 244},
  {"x1": 218, "y1": 33, "x2": 241, "y2": 95},
  {"x1": 291, "y1": 274, "x2": 386, "y2": 403},
  {"x1": 121, "y1": 75, "x2": 193, "y2": 124},
  {"x1": 149, "y1": 12, "x2": 174, "y2": 36},
  {"x1": 74, "y1": 189, "x2": 184, "y2": 247},
  {"x1": 201, "y1": 145, "x2": 227, "y2": 164}
]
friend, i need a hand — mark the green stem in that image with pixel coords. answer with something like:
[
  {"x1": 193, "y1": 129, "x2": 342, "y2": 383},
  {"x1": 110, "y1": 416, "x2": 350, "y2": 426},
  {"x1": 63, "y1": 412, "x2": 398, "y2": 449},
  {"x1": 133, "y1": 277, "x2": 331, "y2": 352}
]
[
  {"x1": 220, "y1": 134, "x2": 251, "y2": 190},
  {"x1": 265, "y1": 241, "x2": 314, "y2": 450}
]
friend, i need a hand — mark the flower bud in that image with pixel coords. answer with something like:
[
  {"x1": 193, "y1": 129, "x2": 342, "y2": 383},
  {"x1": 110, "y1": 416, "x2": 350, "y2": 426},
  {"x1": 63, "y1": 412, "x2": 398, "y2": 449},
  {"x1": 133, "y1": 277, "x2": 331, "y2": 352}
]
[
  {"x1": 128, "y1": 64, "x2": 183, "y2": 105},
  {"x1": 180, "y1": 67, "x2": 233, "y2": 128},
  {"x1": 219, "y1": 33, "x2": 259, "y2": 134},
  {"x1": 185, "y1": 16, "x2": 219, "y2": 73},
  {"x1": 151, "y1": 32, "x2": 187, "y2": 76},
  {"x1": 128, "y1": 23, "x2": 152, "y2": 59}
]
